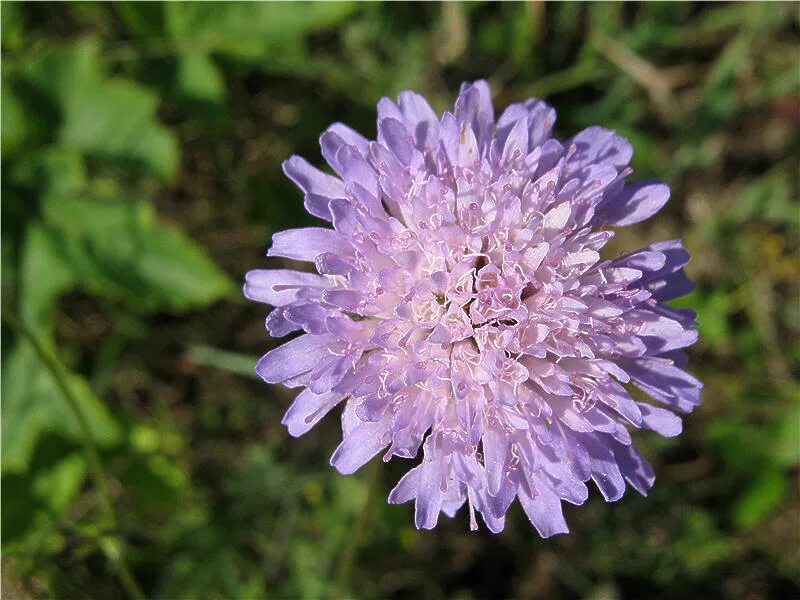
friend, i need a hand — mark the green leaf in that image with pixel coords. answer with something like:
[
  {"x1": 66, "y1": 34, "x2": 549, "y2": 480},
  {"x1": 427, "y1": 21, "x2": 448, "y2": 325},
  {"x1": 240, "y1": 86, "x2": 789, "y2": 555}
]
[
  {"x1": 32, "y1": 452, "x2": 88, "y2": 513},
  {"x1": 1, "y1": 84, "x2": 31, "y2": 156},
  {"x1": 1, "y1": 2, "x2": 26, "y2": 52},
  {"x1": 2, "y1": 70, "x2": 57, "y2": 156},
  {"x1": 773, "y1": 405, "x2": 800, "y2": 467},
  {"x1": 164, "y1": 2, "x2": 360, "y2": 61},
  {"x1": 3, "y1": 331, "x2": 122, "y2": 474},
  {"x1": 40, "y1": 194, "x2": 233, "y2": 312},
  {"x1": 21, "y1": 40, "x2": 98, "y2": 109},
  {"x1": 119, "y1": 456, "x2": 181, "y2": 509},
  {"x1": 9, "y1": 147, "x2": 87, "y2": 200},
  {"x1": 16, "y1": 225, "x2": 76, "y2": 332},
  {"x1": 734, "y1": 468, "x2": 788, "y2": 531},
  {"x1": 114, "y1": 2, "x2": 166, "y2": 38},
  {"x1": 1, "y1": 227, "x2": 77, "y2": 472},
  {"x1": 176, "y1": 51, "x2": 225, "y2": 104},
  {"x1": 62, "y1": 79, "x2": 179, "y2": 180},
  {"x1": 2, "y1": 437, "x2": 87, "y2": 546},
  {"x1": 2, "y1": 340, "x2": 122, "y2": 473},
  {"x1": 2, "y1": 225, "x2": 123, "y2": 472},
  {"x1": 21, "y1": 40, "x2": 179, "y2": 179}
]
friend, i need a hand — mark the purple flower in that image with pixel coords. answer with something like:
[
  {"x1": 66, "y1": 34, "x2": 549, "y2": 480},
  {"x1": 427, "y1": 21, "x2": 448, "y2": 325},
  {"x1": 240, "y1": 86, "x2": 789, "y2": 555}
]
[{"x1": 245, "y1": 80, "x2": 701, "y2": 535}]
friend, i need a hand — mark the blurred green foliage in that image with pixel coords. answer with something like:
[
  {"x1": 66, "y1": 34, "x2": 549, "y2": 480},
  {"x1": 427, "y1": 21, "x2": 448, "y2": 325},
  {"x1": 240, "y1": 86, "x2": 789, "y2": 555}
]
[{"x1": 2, "y1": 2, "x2": 798, "y2": 599}]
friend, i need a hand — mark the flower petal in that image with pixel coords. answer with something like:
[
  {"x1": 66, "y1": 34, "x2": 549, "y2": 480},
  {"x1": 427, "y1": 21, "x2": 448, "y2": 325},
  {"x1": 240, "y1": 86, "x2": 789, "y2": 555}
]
[
  {"x1": 282, "y1": 155, "x2": 346, "y2": 221},
  {"x1": 268, "y1": 227, "x2": 353, "y2": 262},
  {"x1": 597, "y1": 181, "x2": 670, "y2": 227},
  {"x1": 330, "y1": 416, "x2": 390, "y2": 475},
  {"x1": 244, "y1": 269, "x2": 329, "y2": 306},
  {"x1": 518, "y1": 481, "x2": 569, "y2": 538},
  {"x1": 282, "y1": 388, "x2": 345, "y2": 437},
  {"x1": 638, "y1": 403, "x2": 683, "y2": 437},
  {"x1": 256, "y1": 334, "x2": 333, "y2": 384}
]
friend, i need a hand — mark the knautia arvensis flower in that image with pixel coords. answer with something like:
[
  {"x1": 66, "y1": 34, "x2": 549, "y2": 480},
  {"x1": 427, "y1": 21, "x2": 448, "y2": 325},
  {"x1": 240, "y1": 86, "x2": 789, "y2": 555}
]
[{"x1": 245, "y1": 80, "x2": 701, "y2": 535}]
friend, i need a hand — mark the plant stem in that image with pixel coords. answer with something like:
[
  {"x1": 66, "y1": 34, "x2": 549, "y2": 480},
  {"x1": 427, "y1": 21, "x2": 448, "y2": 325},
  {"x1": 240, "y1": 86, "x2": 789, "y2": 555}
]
[{"x1": 2, "y1": 308, "x2": 147, "y2": 600}]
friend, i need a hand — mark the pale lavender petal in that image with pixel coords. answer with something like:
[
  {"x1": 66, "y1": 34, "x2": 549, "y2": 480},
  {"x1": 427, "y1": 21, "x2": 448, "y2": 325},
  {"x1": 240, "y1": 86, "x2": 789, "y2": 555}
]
[
  {"x1": 244, "y1": 269, "x2": 329, "y2": 306},
  {"x1": 567, "y1": 126, "x2": 633, "y2": 173},
  {"x1": 582, "y1": 435, "x2": 626, "y2": 502},
  {"x1": 486, "y1": 474, "x2": 517, "y2": 520},
  {"x1": 282, "y1": 156, "x2": 345, "y2": 221},
  {"x1": 632, "y1": 309, "x2": 700, "y2": 353},
  {"x1": 610, "y1": 441, "x2": 656, "y2": 496},
  {"x1": 256, "y1": 334, "x2": 333, "y2": 384},
  {"x1": 518, "y1": 481, "x2": 569, "y2": 538},
  {"x1": 378, "y1": 117, "x2": 414, "y2": 165},
  {"x1": 526, "y1": 99, "x2": 557, "y2": 149},
  {"x1": 388, "y1": 466, "x2": 421, "y2": 504},
  {"x1": 415, "y1": 443, "x2": 445, "y2": 529},
  {"x1": 330, "y1": 417, "x2": 390, "y2": 475},
  {"x1": 648, "y1": 270, "x2": 696, "y2": 302},
  {"x1": 456, "y1": 79, "x2": 494, "y2": 148},
  {"x1": 282, "y1": 388, "x2": 345, "y2": 437},
  {"x1": 597, "y1": 181, "x2": 670, "y2": 226},
  {"x1": 267, "y1": 227, "x2": 353, "y2": 262},
  {"x1": 320, "y1": 122, "x2": 370, "y2": 172},
  {"x1": 284, "y1": 303, "x2": 334, "y2": 335},
  {"x1": 483, "y1": 422, "x2": 507, "y2": 495},
  {"x1": 638, "y1": 403, "x2": 683, "y2": 437},
  {"x1": 397, "y1": 91, "x2": 439, "y2": 151},
  {"x1": 265, "y1": 307, "x2": 301, "y2": 338}
]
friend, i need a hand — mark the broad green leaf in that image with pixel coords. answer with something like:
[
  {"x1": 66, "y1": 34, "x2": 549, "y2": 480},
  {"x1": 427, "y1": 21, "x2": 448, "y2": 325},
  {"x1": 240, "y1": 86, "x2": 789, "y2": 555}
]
[
  {"x1": 1, "y1": 85, "x2": 30, "y2": 156},
  {"x1": 164, "y1": 2, "x2": 360, "y2": 61},
  {"x1": 2, "y1": 334, "x2": 122, "y2": 472},
  {"x1": 114, "y1": 2, "x2": 166, "y2": 38},
  {"x1": 3, "y1": 225, "x2": 122, "y2": 472},
  {"x1": 176, "y1": 51, "x2": 225, "y2": 104},
  {"x1": 1, "y1": 2, "x2": 26, "y2": 52},
  {"x1": 40, "y1": 194, "x2": 233, "y2": 312},
  {"x1": 32, "y1": 452, "x2": 87, "y2": 513},
  {"x1": 2, "y1": 332, "x2": 121, "y2": 472},
  {"x1": 17, "y1": 225, "x2": 76, "y2": 331},
  {"x1": 2, "y1": 437, "x2": 85, "y2": 547},
  {"x1": 61, "y1": 79, "x2": 179, "y2": 180},
  {"x1": 2, "y1": 334, "x2": 122, "y2": 474},
  {"x1": 1, "y1": 472, "x2": 42, "y2": 544},
  {"x1": 21, "y1": 40, "x2": 178, "y2": 179},
  {"x1": 9, "y1": 147, "x2": 87, "y2": 200},
  {"x1": 119, "y1": 456, "x2": 181, "y2": 509},
  {"x1": 1, "y1": 76, "x2": 55, "y2": 156},
  {"x1": 21, "y1": 40, "x2": 97, "y2": 108}
]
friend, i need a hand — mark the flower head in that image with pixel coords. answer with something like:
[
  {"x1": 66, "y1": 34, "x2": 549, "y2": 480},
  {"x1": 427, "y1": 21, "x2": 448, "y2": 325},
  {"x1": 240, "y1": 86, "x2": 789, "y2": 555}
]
[{"x1": 245, "y1": 80, "x2": 701, "y2": 535}]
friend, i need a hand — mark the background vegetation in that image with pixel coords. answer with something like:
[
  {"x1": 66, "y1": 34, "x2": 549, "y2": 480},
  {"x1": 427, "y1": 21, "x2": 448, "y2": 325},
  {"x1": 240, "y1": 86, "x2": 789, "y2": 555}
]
[{"x1": 2, "y1": 2, "x2": 798, "y2": 599}]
